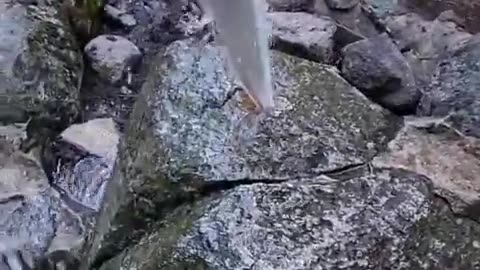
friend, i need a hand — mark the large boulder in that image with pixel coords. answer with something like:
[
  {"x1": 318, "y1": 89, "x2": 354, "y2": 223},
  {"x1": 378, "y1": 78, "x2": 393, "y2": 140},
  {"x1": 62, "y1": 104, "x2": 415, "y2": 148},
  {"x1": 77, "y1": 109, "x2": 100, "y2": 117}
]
[
  {"x1": 417, "y1": 34, "x2": 480, "y2": 138},
  {"x1": 99, "y1": 167, "x2": 480, "y2": 269},
  {"x1": 86, "y1": 38, "x2": 402, "y2": 266},
  {"x1": 0, "y1": 1, "x2": 83, "y2": 127}
]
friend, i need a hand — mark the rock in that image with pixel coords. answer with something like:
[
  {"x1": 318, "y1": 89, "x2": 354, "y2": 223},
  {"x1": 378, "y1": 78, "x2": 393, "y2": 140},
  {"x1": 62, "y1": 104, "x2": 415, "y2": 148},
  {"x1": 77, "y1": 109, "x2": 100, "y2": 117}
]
[
  {"x1": 99, "y1": 168, "x2": 480, "y2": 269},
  {"x1": 86, "y1": 38, "x2": 401, "y2": 267},
  {"x1": 416, "y1": 34, "x2": 480, "y2": 138},
  {"x1": 84, "y1": 35, "x2": 142, "y2": 84},
  {"x1": 60, "y1": 118, "x2": 120, "y2": 162},
  {"x1": 373, "y1": 117, "x2": 480, "y2": 214},
  {"x1": 0, "y1": 1, "x2": 83, "y2": 126},
  {"x1": 341, "y1": 33, "x2": 421, "y2": 114},
  {"x1": 397, "y1": 0, "x2": 480, "y2": 33},
  {"x1": 268, "y1": 12, "x2": 337, "y2": 63},
  {"x1": 47, "y1": 118, "x2": 121, "y2": 211},
  {"x1": 104, "y1": 4, "x2": 137, "y2": 28},
  {"x1": 384, "y1": 12, "x2": 472, "y2": 87},
  {"x1": 325, "y1": 0, "x2": 359, "y2": 10},
  {"x1": 0, "y1": 125, "x2": 90, "y2": 269},
  {"x1": 266, "y1": 0, "x2": 313, "y2": 12},
  {"x1": 314, "y1": 0, "x2": 380, "y2": 40}
]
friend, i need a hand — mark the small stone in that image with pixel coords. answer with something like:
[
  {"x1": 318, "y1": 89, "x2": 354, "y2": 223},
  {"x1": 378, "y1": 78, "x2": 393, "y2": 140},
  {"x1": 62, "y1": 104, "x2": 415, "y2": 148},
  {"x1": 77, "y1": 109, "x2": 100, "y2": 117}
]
[
  {"x1": 60, "y1": 118, "x2": 120, "y2": 161},
  {"x1": 84, "y1": 35, "x2": 141, "y2": 83},
  {"x1": 325, "y1": 0, "x2": 359, "y2": 10}
]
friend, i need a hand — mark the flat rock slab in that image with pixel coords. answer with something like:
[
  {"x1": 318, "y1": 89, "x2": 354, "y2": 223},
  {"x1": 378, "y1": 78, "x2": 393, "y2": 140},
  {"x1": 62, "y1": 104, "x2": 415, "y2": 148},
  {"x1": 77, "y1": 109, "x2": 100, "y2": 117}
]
[
  {"x1": 100, "y1": 168, "x2": 480, "y2": 270},
  {"x1": 88, "y1": 38, "x2": 402, "y2": 264},
  {"x1": 373, "y1": 117, "x2": 480, "y2": 211},
  {"x1": 0, "y1": 1, "x2": 83, "y2": 124}
]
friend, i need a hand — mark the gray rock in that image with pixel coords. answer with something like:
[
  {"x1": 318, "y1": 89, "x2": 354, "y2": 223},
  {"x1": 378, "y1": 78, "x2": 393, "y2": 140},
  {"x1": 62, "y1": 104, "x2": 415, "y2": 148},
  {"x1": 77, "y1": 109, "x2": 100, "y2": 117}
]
[
  {"x1": 341, "y1": 33, "x2": 421, "y2": 114},
  {"x1": 60, "y1": 118, "x2": 120, "y2": 162},
  {"x1": 0, "y1": 125, "x2": 90, "y2": 269},
  {"x1": 268, "y1": 12, "x2": 337, "y2": 63},
  {"x1": 100, "y1": 168, "x2": 480, "y2": 270},
  {"x1": 51, "y1": 118, "x2": 120, "y2": 211},
  {"x1": 385, "y1": 12, "x2": 472, "y2": 87},
  {"x1": 325, "y1": 0, "x2": 359, "y2": 10},
  {"x1": 416, "y1": 34, "x2": 480, "y2": 138},
  {"x1": 86, "y1": 38, "x2": 401, "y2": 266},
  {"x1": 84, "y1": 35, "x2": 142, "y2": 84},
  {"x1": 266, "y1": 0, "x2": 313, "y2": 11},
  {"x1": 0, "y1": 1, "x2": 83, "y2": 125},
  {"x1": 314, "y1": 0, "x2": 379, "y2": 40},
  {"x1": 104, "y1": 4, "x2": 137, "y2": 28},
  {"x1": 373, "y1": 117, "x2": 480, "y2": 213}
]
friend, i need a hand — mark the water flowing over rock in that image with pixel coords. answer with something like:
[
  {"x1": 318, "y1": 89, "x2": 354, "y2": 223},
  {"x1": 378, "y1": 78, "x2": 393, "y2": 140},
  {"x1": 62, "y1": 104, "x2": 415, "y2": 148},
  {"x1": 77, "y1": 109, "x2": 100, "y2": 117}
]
[{"x1": 87, "y1": 37, "x2": 401, "y2": 266}]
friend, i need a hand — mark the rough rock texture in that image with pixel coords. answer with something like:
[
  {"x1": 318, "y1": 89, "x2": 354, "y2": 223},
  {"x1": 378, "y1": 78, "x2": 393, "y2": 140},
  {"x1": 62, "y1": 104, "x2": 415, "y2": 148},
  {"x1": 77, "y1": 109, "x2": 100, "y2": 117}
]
[
  {"x1": 373, "y1": 117, "x2": 480, "y2": 213},
  {"x1": 268, "y1": 12, "x2": 337, "y2": 63},
  {"x1": 99, "y1": 168, "x2": 480, "y2": 270},
  {"x1": 341, "y1": 33, "x2": 420, "y2": 114},
  {"x1": 417, "y1": 34, "x2": 480, "y2": 138},
  {"x1": 0, "y1": 125, "x2": 89, "y2": 268},
  {"x1": 87, "y1": 38, "x2": 401, "y2": 266},
  {"x1": 0, "y1": 1, "x2": 83, "y2": 125},
  {"x1": 385, "y1": 12, "x2": 472, "y2": 87},
  {"x1": 84, "y1": 34, "x2": 142, "y2": 84},
  {"x1": 325, "y1": 0, "x2": 359, "y2": 10}
]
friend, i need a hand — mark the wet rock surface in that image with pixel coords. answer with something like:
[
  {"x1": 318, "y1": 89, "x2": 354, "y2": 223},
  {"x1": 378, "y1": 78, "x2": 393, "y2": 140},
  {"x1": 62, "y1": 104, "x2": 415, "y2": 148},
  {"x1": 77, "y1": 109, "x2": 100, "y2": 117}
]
[{"x1": 1, "y1": 0, "x2": 480, "y2": 269}]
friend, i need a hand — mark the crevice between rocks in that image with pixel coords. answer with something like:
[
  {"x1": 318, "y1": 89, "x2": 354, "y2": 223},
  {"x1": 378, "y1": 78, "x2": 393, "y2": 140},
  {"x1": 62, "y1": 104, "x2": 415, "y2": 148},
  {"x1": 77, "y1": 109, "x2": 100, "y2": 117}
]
[{"x1": 91, "y1": 162, "x2": 371, "y2": 269}]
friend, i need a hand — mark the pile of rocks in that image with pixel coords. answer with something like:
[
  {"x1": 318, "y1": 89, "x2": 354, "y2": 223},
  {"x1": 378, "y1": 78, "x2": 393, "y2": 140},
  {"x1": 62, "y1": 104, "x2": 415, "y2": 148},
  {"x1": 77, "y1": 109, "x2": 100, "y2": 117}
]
[{"x1": 1, "y1": 0, "x2": 479, "y2": 269}]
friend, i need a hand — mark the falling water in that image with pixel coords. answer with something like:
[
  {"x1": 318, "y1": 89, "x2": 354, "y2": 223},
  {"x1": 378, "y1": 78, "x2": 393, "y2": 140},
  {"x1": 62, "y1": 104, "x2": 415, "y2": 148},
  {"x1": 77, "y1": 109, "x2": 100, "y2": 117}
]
[{"x1": 198, "y1": 0, "x2": 274, "y2": 113}]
